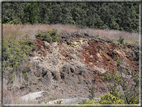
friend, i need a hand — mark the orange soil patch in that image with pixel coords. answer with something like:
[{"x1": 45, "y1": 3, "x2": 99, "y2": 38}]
[{"x1": 82, "y1": 40, "x2": 116, "y2": 73}]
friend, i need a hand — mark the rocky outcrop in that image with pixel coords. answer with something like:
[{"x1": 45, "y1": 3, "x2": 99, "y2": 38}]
[{"x1": 5, "y1": 32, "x2": 139, "y2": 104}]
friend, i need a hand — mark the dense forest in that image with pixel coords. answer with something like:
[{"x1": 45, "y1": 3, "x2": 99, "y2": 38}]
[{"x1": 2, "y1": 2, "x2": 139, "y2": 33}]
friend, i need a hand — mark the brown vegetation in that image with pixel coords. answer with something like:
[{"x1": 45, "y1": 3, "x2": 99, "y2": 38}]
[{"x1": 3, "y1": 24, "x2": 139, "y2": 44}]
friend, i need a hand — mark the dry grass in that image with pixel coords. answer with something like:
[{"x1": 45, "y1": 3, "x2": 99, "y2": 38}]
[{"x1": 3, "y1": 24, "x2": 139, "y2": 44}]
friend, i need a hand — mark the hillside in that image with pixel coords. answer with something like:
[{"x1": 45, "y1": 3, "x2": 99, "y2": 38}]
[{"x1": 2, "y1": 25, "x2": 140, "y2": 105}]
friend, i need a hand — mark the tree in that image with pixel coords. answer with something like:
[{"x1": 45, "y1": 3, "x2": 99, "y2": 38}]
[
  {"x1": 2, "y1": 3, "x2": 25, "y2": 24},
  {"x1": 60, "y1": 3, "x2": 74, "y2": 24},
  {"x1": 2, "y1": 2, "x2": 139, "y2": 32},
  {"x1": 22, "y1": 2, "x2": 39, "y2": 24},
  {"x1": 49, "y1": 3, "x2": 62, "y2": 24}
]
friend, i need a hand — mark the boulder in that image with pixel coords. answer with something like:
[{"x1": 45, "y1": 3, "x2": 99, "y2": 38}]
[
  {"x1": 43, "y1": 41, "x2": 50, "y2": 49},
  {"x1": 20, "y1": 91, "x2": 45, "y2": 102}
]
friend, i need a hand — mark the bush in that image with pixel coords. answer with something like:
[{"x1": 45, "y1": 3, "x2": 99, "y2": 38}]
[
  {"x1": 84, "y1": 100, "x2": 98, "y2": 104},
  {"x1": 102, "y1": 65, "x2": 139, "y2": 104},
  {"x1": 99, "y1": 93, "x2": 125, "y2": 104},
  {"x1": 84, "y1": 92, "x2": 125, "y2": 104},
  {"x1": 3, "y1": 37, "x2": 34, "y2": 71},
  {"x1": 118, "y1": 35, "x2": 124, "y2": 45},
  {"x1": 35, "y1": 29, "x2": 61, "y2": 43},
  {"x1": 83, "y1": 93, "x2": 125, "y2": 104}
]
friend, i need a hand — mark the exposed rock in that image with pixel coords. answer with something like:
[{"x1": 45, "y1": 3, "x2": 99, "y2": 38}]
[
  {"x1": 20, "y1": 91, "x2": 45, "y2": 102},
  {"x1": 5, "y1": 32, "x2": 139, "y2": 104},
  {"x1": 43, "y1": 41, "x2": 50, "y2": 49}
]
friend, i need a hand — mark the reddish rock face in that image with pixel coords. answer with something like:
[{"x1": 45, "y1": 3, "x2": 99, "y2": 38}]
[{"x1": 82, "y1": 39, "x2": 138, "y2": 74}]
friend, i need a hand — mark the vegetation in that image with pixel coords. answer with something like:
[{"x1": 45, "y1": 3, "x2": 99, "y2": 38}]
[
  {"x1": 82, "y1": 72, "x2": 139, "y2": 104},
  {"x1": 80, "y1": 57, "x2": 139, "y2": 105},
  {"x1": 3, "y1": 34, "x2": 34, "y2": 71},
  {"x1": 2, "y1": 2, "x2": 140, "y2": 105},
  {"x1": 2, "y1": 2, "x2": 139, "y2": 33},
  {"x1": 101, "y1": 64, "x2": 139, "y2": 104},
  {"x1": 118, "y1": 35, "x2": 124, "y2": 45},
  {"x1": 84, "y1": 93, "x2": 125, "y2": 104},
  {"x1": 35, "y1": 29, "x2": 61, "y2": 43},
  {"x1": 88, "y1": 87, "x2": 95, "y2": 100},
  {"x1": 38, "y1": 77, "x2": 43, "y2": 82}
]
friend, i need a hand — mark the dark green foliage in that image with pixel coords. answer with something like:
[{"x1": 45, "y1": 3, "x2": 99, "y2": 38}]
[
  {"x1": 22, "y1": 2, "x2": 39, "y2": 24},
  {"x1": 2, "y1": 2, "x2": 139, "y2": 33},
  {"x1": 35, "y1": 29, "x2": 61, "y2": 43},
  {"x1": 2, "y1": 3, "x2": 26, "y2": 24}
]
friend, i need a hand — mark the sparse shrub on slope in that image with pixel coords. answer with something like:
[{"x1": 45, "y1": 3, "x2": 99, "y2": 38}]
[
  {"x1": 118, "y1": 35, "x2": 124, "y2": 45},
  {"x1": 35, "y1": 29, "x2": 61, "y2": 43},
  {"x1": 88, "y1": 87, "x2": 96, "y2": 100}
]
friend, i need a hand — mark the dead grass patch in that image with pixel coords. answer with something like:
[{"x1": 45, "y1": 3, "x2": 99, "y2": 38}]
[{"x1": 3, "y1": 24, "x2": 139, "y2": 44}]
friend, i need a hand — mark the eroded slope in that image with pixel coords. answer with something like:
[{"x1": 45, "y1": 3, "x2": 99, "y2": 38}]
[{"x1": 4, "y1": 32, "x2": 139, "y2": 104}]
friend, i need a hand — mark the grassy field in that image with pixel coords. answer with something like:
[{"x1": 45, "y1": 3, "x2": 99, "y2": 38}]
[{"x1": 3, "y1": 24, "x2": 139, "y2": 45}]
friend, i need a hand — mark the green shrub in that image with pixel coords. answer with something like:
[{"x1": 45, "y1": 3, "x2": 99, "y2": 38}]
[
  {"x1": 118, "y1": 35, "x2": 124, "y2": 45},
  {"x1": 3, "y1": 37, "x2": 34, "y2": 71},
  {"x1": 102, "y1": 64, "x2": 139, "y2": 104},
  {"x1": 99, "y1": 93, "x2": 125, "y2": 104},
  {"x1": 84, "y1": 93, "x2": 125, "y2": 104},
  {"x1": 84, "y1": 100, "x2": 98, "y2": 104},
  {"x1": 35, "y1": 29, "x2": 61, "y2": 43}
]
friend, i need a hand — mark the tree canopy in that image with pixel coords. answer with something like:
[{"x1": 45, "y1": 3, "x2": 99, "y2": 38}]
[{"x1": 2, "y1": 2, "x2": 139, "y2": 33}]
